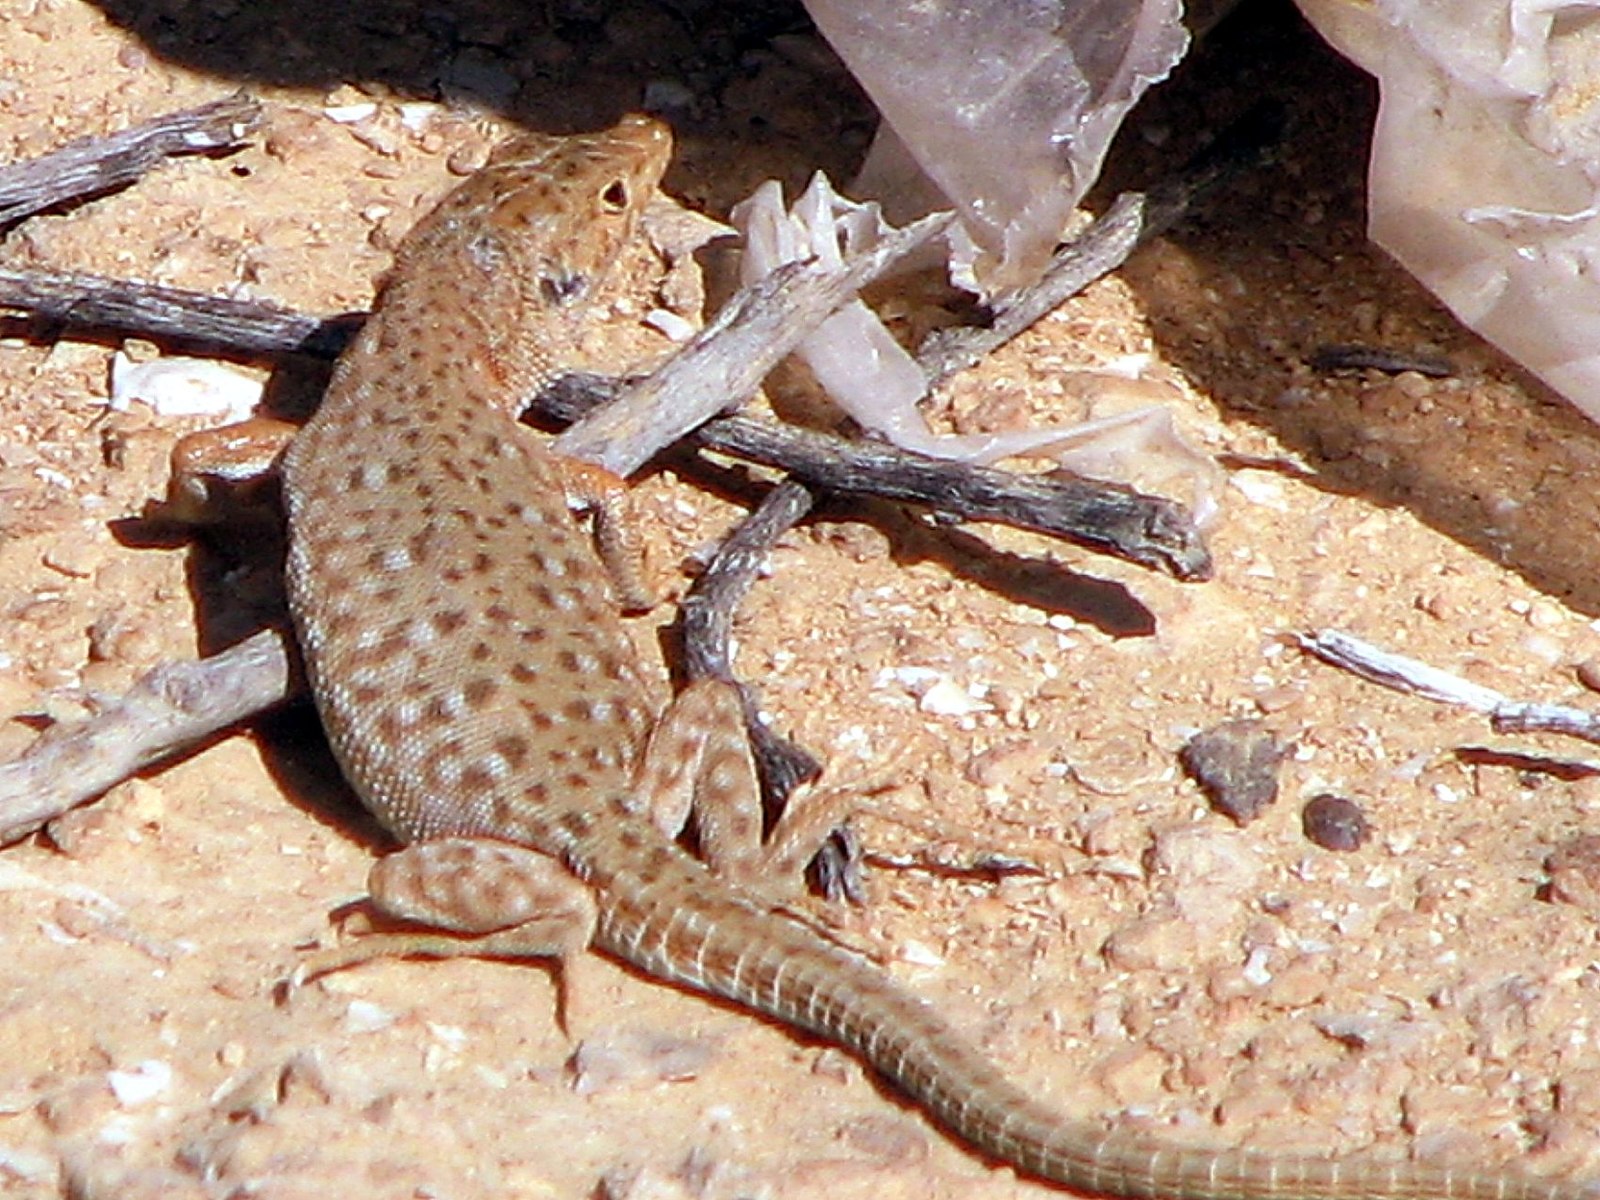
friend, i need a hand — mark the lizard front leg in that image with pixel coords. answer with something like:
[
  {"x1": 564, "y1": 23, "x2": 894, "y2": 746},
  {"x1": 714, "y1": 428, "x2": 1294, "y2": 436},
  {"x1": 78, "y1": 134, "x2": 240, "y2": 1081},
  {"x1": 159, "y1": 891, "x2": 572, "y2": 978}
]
[{"x1": 154, "y1": 415, "x2": 298, "y2": 527}]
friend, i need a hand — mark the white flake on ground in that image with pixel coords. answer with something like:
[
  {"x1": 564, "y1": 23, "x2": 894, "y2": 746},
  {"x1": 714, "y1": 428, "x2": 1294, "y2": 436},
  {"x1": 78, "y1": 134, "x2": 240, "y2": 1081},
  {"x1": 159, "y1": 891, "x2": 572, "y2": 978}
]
[{"x1": 107, "y1": 1059, "x2": 172, "y2": 1106}]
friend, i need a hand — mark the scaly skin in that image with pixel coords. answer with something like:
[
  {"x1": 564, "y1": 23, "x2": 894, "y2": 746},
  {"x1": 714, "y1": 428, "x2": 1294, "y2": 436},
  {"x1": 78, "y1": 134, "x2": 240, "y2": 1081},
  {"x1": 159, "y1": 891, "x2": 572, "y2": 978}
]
[{"x1": 279, "y1": 113, "x2": 1583, "y2": 1199}]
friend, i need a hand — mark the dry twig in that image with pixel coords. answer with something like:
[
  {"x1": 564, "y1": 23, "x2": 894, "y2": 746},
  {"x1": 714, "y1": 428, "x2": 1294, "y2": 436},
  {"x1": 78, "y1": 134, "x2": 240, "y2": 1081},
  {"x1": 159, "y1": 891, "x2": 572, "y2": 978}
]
[
  {"x1": 543, "y1": 376, "x2": 1210, "y2": 580},
  {"x1": 555, "y1": 213, "x2": 954, "y2": 473},
  {"x1": 0, "y1": 264, "x2": 354, "y2": 357},
  {"x1": 678, "y1": 479, "x2": 822, "y2": 786},
  {"x1": 0, "y1": 92, "x2": 262, "y2": 228},
  {"x1": 0, "y1": 630, "x2": 296, "y2": 844},
  {"x1": 1298, "y1": 628, "x2": 1600, "y2": 747}
]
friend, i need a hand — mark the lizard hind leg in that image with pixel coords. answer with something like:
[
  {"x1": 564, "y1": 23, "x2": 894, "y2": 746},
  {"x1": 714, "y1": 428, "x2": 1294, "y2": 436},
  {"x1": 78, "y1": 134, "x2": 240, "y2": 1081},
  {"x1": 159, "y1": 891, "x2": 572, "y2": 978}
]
[
  {"x1": 295, "y1": 837, "x2": 599, "y2": 1025},
  {"x1": 633, "y1": 678, "x2": 877, "y2": 901},
  {"x1": 631, "y1": 678, "x2": 766, "y2": 876}
]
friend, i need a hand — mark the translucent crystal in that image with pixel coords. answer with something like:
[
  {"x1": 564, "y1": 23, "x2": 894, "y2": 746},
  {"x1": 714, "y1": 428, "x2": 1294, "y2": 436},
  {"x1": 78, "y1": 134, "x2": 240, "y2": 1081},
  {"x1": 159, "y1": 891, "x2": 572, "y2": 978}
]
[
  {"x1": 1299, "y1": 0, "x2": 1600, "y2": 422},
  {"x1": 802, "y1": 0, "x2": 1188, "y2": 296}
]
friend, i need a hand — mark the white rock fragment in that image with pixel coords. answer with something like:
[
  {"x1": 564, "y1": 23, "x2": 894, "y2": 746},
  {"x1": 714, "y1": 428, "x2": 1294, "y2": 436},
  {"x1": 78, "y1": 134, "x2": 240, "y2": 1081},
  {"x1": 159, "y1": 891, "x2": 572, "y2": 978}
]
[
  {"x1": 1242, "y1": 944, "x2": 1274, "y2": 986},
  {"x1": 1229, "y1": 470, "x2": 1289, "y2": 511},
  {"x1": 643, "y1": 307, "x2": 696, "y2": 342},
  {"x1": 396, "y1": 103, "x2": 438, "y2": 132},
  {"x1": 919, "y1": 677, "x2": 990, "y2": 717},
  {"x1": 0, "y1": 1144, "x2": 53, "y2": 1183},
  {"x1": 896, "y1": 938, "x2": 945, "y2": 968},
  {"x1": 108, "y1": 351, "x2": 262, "y2": 421},
  {"x1": 342, "y1": 999, "x2": 395, "y2": 1034},
  {"x1": 323, "y1": 102, "x2": 378, "y2": 124},
  {"x1": 107, "y1": 1059, "x2": 172, "y2": 1106},
  {"x1": 876, "y1": 665, "x2": 992, "y2": 716},
  {"x1": 878, "y1": 664, "x2": 940, "y2": 693},
  {"x1": 427, "y1": 1022, "x2": 468, "y2": 1051}
]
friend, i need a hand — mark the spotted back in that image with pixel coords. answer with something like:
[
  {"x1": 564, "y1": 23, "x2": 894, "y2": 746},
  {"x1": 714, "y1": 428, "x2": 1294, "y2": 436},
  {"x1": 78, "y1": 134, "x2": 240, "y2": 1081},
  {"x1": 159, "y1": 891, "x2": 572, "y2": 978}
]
[{"x1": 281, "y1": 114, "x2": 673, "y2": 847}]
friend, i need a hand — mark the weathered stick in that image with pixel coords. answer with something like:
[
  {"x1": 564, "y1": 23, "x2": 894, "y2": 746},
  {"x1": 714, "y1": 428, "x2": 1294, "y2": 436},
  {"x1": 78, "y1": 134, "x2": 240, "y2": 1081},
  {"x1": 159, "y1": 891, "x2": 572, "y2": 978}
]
[
  {"x1": 0, "y1": 265, "x2": 354, "y2": 357},
  {"x1": 0, "y1": 629, "x2": 296, "y2": 844},
  {"x1": 541, "y1": 376, "x2": 1210, "y2": 581},
  {"x1": 0, "y1": 92, "x2": 263, "y2": 227},
  {"x1": 1299, "y1": 628, "x2": 1600, "y2": 746},
  {"x1": 554, "y1": 211, "x2": 955, "y2": 474}
]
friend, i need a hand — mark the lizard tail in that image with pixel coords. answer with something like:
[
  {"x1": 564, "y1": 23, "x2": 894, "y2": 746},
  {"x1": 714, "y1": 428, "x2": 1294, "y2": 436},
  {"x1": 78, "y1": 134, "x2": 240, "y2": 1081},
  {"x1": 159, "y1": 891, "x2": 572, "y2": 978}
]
[{"x1": 595, "y1": 854, "x2": 1580, "y2": 1200}]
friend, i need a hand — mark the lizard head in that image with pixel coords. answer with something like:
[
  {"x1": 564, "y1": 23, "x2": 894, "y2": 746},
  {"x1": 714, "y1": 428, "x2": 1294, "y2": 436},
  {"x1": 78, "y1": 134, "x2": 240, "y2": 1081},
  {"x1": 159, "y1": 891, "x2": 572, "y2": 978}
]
[{"x1": 399, "y1": 112, "x2": 675, "y2": 315}]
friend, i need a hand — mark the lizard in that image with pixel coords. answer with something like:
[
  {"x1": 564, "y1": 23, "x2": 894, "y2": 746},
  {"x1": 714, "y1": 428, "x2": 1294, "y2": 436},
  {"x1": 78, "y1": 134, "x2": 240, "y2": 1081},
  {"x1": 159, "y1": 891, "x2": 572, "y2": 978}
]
[{"x1": 277, "y1": 111, "x2": 1585, "y2": 1200}]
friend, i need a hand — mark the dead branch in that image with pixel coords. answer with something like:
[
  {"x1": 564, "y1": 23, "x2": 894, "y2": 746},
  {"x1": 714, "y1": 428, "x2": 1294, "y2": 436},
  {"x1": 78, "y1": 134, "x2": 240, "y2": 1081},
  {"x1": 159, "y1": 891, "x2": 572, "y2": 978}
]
[
  {"x1": 554, "y1": 211, "x2": 955, "y2": 474},
  {"x1": 696, "y1": 410, "x2": 1210, "y2": 580},
  {"x1": 0, "y1": 629, "x2": 296, "y2": 844},
  {"x1": 0, "y1": 92, "x2": 263, "y2": 228},
  {"x1": 541, "y1": 376, "x2": 1209, "y2": 580},
  {"x1": 0, "y1": 264, "x2": 355, "y2": 357},
  {"x1": 677, "y1": 478, "x2": 822, "y2": 787},
  {"x1": 1298, "y1": 628, "x2": 1600, "y2": 747}
]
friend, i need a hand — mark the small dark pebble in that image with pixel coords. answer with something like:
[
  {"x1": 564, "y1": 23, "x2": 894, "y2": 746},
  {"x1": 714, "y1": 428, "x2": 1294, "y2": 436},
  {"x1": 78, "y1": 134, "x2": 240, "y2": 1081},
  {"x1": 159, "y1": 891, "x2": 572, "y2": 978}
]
[
  {"x1": 1302, "y1": 793, "x2": 1370, "y2": 851},
  {"x1": 1180, "y1": 719, "x2": 1286, "y2": 825},
  {"x1": 1308, "y1": 344, "x2": 1454, "y2": 378},
  {"x1": 1546, "y1": 833, "x2": 1600, "y2": 912}
]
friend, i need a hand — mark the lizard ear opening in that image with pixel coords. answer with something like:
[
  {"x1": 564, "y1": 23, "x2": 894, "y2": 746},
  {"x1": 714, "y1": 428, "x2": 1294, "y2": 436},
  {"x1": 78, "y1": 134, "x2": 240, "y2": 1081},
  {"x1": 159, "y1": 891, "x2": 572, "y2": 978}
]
[
  {"x1": 540, "y1": 272, "x2": 589, "y2": 306},
  {"x1": 601, "y1": 180, "x2": 630, "y2": 213}
]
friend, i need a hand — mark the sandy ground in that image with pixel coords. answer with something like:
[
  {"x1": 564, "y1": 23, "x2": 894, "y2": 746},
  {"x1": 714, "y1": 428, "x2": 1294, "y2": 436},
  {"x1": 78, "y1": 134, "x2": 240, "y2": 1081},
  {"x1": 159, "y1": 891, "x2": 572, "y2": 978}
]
[{"x1": 5, "y1": 1, "x2": 1600, "y2": 1197}]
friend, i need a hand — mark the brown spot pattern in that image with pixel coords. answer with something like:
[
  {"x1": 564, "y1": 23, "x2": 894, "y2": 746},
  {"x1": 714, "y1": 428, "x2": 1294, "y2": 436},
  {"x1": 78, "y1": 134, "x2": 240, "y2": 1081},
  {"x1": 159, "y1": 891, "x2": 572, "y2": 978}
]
[{"x1": 462, "y1": 677, "x2": 498, "y2": 710}]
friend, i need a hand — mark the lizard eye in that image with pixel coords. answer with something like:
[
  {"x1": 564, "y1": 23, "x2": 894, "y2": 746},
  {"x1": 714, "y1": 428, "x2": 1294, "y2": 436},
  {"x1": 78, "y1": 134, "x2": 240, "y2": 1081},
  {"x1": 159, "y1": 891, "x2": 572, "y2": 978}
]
[{"x1": 600, "y1": 179, "x2": 630, "y2": 212}]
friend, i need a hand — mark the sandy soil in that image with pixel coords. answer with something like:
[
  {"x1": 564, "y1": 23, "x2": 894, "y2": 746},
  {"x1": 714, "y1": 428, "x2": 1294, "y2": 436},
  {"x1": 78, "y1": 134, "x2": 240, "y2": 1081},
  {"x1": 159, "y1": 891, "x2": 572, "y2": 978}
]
[{"x1": 5, "y1": 2, "x2": 1600, "y2": 1198}]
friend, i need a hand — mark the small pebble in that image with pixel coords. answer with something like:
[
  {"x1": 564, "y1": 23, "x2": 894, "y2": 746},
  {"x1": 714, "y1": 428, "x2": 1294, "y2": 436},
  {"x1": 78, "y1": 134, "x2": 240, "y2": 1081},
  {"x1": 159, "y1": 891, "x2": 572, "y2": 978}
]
[
  {"x1": 836, "y1": 1114, "x2": 930, "y2": 1164},
  {"x1": 1302, "y1": 793, "x2": 1370, "y2": 851},
  {"x1": 1180, "y1": 718, "x2": 1286, "y2": 825},
  {"x1": 1102, "y1": 907, "x2": 1200, "y2": 972},
  {"x1": 1527, "y1": 599, "x2": 1565, "y2": 630},
  {"x1": 570, "y1": 1027, "x2": 719, "y2": 1095},
  {"x1": 1547, "y1": 833, "x2": 1600, "y2": 913},
  {"x1": 107, "y1": 1059, "x2": 172, "y2": 1107}
]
